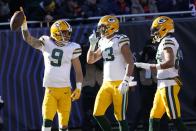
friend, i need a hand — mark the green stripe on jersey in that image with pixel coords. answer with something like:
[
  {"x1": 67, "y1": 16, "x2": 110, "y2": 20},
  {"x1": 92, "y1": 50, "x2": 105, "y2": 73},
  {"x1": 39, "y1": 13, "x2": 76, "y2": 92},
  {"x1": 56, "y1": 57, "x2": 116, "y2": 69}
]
[
  {"x1": 73, "y1": 51, "x2": 82, "y2": 54},
  {"x1": 75, "y1": 48, "x2": 81, "y2": 51},
  {"x1": 164, "y1": 42, "x2": 175, "y2": 46},
  {"x1": 120, "y1": 37, "x2": 129, "y2": 41}
]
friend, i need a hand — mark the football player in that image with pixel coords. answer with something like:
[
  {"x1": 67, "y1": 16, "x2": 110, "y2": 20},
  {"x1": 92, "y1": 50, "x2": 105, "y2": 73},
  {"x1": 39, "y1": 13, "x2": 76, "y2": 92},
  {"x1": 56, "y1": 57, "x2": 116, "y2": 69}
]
[
  {"x1": 20, "y1": 8, "x2": 83, "y2": 131},
  {"x1": 87, "y1": 15, "x2": 136, "y2": 131},
  {"x1": 135, "y1": 16, "x2": 188, "y2": 131}
]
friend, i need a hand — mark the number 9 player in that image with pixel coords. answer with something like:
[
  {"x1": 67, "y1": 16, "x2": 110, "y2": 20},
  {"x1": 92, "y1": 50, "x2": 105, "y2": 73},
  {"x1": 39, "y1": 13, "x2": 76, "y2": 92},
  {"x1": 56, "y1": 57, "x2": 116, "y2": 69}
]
[{"x1": 20, "y1": 9, "x2": 83, "y2": 131}]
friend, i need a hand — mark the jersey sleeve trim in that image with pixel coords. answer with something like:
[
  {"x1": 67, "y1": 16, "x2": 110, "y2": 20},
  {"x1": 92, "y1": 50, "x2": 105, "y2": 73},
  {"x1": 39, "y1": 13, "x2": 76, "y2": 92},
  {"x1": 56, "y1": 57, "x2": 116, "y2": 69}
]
[
  {"x1": 40, "y1": 40, "x2": 45, "y2": 46},
  {"x1": 162, "y1": 39, "x2": 175, "y2": 49},
  {"x1": 74, "y1": 48, "x2": 81, "y2": 51},
  {"x1": 163, "y1": 39, "x2": 175, "y2": 46},
  {"x1": 118, "y1": 35, "x2": 130, "y2": 49},
  {"x1": 39, "y1": 36, "x2": 46, "y2": 46},
  {"x1": 119, "y1": 39, "x2": 129, "y2": 44},
  {"x1": 73, "y1": 51, "x2": 82, "y2": 54},
  {"x1": 163, "y1": 42, "x2": 175, "y2": 46},
  {"x1": 38, "y1": 36, "x2": 47, "y2": 51},
  {"x1": 118, "y1": 40, "x2": 130, "y2": 47},
  {"x1": 73, "y1": 48, "x2": 82, "y2": 53},
  {"x1": 72, "y1": 47, "x2": 82, "y2": 59}
]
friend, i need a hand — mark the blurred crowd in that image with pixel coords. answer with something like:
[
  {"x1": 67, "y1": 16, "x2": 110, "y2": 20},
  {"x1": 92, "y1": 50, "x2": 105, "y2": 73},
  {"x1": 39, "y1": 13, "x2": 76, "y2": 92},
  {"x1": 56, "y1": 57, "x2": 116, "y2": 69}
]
[{"x1": 0, "y1": 0, "x2": 194, "y2": 23}]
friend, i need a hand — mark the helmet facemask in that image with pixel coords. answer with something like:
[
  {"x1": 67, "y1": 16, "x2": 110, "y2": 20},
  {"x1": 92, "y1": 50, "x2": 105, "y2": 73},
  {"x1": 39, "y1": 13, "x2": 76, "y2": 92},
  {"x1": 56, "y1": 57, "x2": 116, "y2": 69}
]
[
  {"x1": 59, "y1": 30, "x2": 72, "y2": 42},
  {"x1": 151, "y1": 26, "x2": 170, "y2": 43},
  {"x1": 151, "y1": 26, "x2": 162, "y2": 43},
  {"x1": 97, "y1": 24, "x2": 109, "y2": 37}
]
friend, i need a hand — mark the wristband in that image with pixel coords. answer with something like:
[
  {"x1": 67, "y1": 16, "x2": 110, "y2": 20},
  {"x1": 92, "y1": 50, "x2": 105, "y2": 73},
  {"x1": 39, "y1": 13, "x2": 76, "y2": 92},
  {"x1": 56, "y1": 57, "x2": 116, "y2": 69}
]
[
  {"x1": 156, "y1": 64, "x2": 161, "y2": 70},
  {"x1": 76, "y1": 82, "x2": 82, "y2": 90}
]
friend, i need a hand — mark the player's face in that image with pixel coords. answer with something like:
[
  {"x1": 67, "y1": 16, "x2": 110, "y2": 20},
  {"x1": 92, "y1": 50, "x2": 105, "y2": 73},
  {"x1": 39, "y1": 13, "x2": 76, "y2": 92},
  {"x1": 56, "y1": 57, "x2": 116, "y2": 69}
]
[
  {"x1": 150, "y1": 26, "x2": 159, "y2": 37},
  {"x1": 97, "y1": 24, "x2": 108, "y2": 37},
  {"x1": 61, "y1": 30, "x2": 71, "y2": 42},
  {"x1": 150, "y1": 25, "x2": 161, "y2": 43}
]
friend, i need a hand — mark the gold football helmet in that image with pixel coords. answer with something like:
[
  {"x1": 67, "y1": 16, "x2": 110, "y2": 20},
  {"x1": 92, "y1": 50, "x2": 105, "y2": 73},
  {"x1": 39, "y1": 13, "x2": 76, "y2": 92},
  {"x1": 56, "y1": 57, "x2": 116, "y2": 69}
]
[
  {"x1": 151, "y1": 16, "x2": 174, "y2": 43},
  {"x1": 97, "y1": 15, "x2": 119, "y2": 37},
  {"x1": 50, "y1": 19, "x2": 72, "y2": 42}
]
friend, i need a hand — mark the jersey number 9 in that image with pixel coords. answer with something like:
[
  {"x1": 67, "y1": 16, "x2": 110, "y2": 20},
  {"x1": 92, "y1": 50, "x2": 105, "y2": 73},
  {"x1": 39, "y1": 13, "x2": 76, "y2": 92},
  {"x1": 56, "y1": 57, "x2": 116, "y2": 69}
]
[{"x1": 50, "y1": 48, "x2": 63, "y2": 67}]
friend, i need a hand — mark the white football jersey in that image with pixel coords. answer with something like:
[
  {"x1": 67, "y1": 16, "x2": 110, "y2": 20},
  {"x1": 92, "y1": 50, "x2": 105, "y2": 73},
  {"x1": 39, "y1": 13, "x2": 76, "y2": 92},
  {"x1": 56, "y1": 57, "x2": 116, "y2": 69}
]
[
  {"x1": 39, "y1": 36, "x2": 81, "y2": 88},
  {"x1": 98, "y1": 34, "x2": 130, "y2": 81},
  {"x1": 156, "y1": 36, "x2": 179, "y2": 88}
]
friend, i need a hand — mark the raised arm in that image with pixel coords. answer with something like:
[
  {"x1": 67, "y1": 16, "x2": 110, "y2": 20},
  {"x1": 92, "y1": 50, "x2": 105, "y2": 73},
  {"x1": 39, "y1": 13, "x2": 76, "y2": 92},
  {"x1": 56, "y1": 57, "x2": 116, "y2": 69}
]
[
  {"x1": 20, "y1": 7, "x2": 43, "y2": 49},
  {"x1": 87, "y1": 48, "x2": 102, "y2": 64},
  {"x1": 86, "y1": 31, "x2": 102, "y2": 64}
]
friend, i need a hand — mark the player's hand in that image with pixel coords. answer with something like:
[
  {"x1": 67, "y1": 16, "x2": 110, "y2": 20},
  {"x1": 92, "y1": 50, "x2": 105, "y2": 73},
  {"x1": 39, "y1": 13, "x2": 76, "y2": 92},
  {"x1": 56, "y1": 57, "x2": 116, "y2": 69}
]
[
  {"x1": 71, "y1": 88, "x2": 81, "y2": 101},
  {"x1": 118, "y1": 79, "x2": 129, "y2": 94},
  {"x1": 129, "y1": 76, "x2": 137, "y2": 87},
  {"x1": 89, "y1": 30, "x2": 99, "y2": 51},
  {"x1": 20, "y1": 7, "x2": 28, "y2": 30},
  {"x1": 118, "y1": 76, "x2": 137, "y2": 94},
  {"x1": 134, "y1": 62, "x2": 151, "y2": 70},
  {"x1": 20, "y1": 7, "x2": 26, "y2": 23}
]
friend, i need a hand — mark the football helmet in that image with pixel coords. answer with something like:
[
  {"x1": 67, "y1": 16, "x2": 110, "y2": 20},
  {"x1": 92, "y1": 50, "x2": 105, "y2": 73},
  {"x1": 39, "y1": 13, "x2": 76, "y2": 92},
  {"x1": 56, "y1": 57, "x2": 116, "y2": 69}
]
[
  {"x1": 50, "y1": 19, "x2": 72, "y2": 43},
  {"x1": 151, "y1": 16, "x2": 174, "y2": 43},
  {"x1": 97, "y1": 15, "x2": 119, "y2": 37}
]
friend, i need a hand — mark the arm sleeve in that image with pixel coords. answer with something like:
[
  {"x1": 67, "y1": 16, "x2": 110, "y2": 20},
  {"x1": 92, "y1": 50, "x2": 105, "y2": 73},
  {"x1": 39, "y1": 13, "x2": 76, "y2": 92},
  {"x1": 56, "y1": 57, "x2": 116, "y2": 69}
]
[
  {"x1": 118, "y1": 35, "x2": 130, "y2": 49},
  {"x1": 72, "y1": 44, "x2": 82, "y2": 59}
]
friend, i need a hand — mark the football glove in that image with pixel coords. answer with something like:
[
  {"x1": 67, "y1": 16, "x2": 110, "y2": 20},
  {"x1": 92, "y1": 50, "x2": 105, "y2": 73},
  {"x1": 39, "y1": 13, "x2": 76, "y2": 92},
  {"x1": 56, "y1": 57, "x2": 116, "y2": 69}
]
[
  {"x1": 71, "y1": 83, "x2": 82, "y2": 101},
  {"x1": 118, "y1": 76, "x2": 137, "y2": 94},
  {"x1": 134, "y1": 62, "x2": 151, "y2": 70},
  {"x1": 129, "y1": 77, "x2": 137, "y2": 87},
  {"x1": 89, "y1": 30, "x2": 99, "y2": 51}
]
